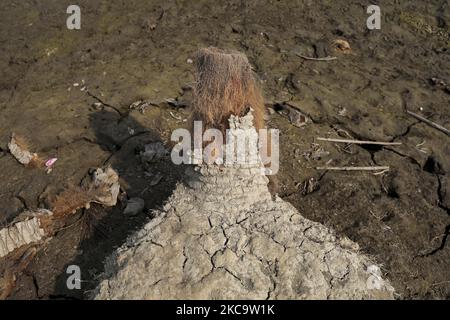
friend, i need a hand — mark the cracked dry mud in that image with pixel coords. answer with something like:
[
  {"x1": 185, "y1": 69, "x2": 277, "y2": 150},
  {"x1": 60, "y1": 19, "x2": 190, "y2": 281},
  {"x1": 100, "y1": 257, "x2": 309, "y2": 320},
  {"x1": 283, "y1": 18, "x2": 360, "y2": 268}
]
[
  {"x1": 94, "y1": 113, "x2": 394, "y2": 299},
  {"x1": 94, "y1": 168, "x2": 392, "y2": 299},
  {"x1": 0, "y1": 0, "x2": 449, "y2": 299}
]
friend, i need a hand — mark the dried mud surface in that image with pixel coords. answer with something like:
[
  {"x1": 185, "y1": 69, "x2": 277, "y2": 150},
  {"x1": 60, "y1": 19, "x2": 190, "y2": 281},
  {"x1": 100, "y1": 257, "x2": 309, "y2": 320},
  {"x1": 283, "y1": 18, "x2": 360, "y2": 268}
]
[{"x1": 0, "y1": 0, "x2": 449, "y2": 299}]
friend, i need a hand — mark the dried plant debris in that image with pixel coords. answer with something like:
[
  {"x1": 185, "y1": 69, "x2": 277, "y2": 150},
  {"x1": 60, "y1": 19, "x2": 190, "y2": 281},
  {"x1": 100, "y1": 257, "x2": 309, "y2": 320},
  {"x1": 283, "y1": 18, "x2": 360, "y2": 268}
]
[
  {"x1": 275, "y1": 103, "x2": 311, "y2": 128},
  {"x1": 0, "y1": 209, "x2": 52, "y2": 259},
  {"x1": 192, "y1": 47, "x2": 265, "y2": 132},
  {"x1": 129, "y1": 100, "x2": 155, "y2": 114},
  {"x1": 332, "y1": 39, "x2": 351, "y2": 53},
  {"x1": 1, "y1": 168, "x2": 120, "y2": 259},
  {"x1": 0, "y1": 270, "x2": 16, "y2": 300},
  {"x1": 303, "y1": 143, "x2": 330, "y2": 161},
  {"x1": 8, "y1": 133, "x2": 44, "y2": 168},
  {"x1": 0, "y1": 166, "x2": 121, "y2": 299},
  {"x1": 8, "y1": 134, "x2": 57, "y2": 172},
  {"x1": 300, "y1": 177, "x2": 320, "y2": 195},
  {"x1": 52, "y1": 166, "x2": 121, "y2": 216},
  {"x1": 0, "y1": 246, "x2": 37, "y2": 300},
  {"x1": 90, "y1": 167, "x2": 121, "y2": 207},
  {"x1": 399, "y1": 12, "x2": 450, "y2": 48},
  {"x1": 50, "y1": 186, "x2": 92, "y2": 218}
]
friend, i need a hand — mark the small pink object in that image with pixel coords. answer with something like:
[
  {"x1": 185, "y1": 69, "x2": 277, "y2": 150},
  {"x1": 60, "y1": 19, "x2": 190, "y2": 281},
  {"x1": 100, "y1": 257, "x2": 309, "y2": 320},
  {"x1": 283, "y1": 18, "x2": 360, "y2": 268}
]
[{"x1": 45, "y1": 158, "x2": 58, "y2": 168}]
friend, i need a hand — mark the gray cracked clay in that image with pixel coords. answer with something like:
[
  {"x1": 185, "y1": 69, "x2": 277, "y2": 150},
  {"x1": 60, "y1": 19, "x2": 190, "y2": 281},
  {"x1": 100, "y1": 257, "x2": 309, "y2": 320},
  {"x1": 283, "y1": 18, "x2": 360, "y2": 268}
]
[{"x1": 94, "y1": 112, "x2": 394, "y2": 300}]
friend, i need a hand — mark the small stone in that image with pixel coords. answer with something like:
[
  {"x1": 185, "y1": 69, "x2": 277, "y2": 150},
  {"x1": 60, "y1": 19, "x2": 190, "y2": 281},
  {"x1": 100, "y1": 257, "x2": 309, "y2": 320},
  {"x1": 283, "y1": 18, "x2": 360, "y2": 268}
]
[
  {"x1": 140, "y1": 142, "x2": 168, "y2": 164},
  {"x1": 287, "y1": 108, "x2": 309, "y2": 128},
  {"x1": 149, "y1": 173, "x2": 163, "y2": 186},
  {"x1": 123, "y1": 198, "x2": 145, "y2": 216}
]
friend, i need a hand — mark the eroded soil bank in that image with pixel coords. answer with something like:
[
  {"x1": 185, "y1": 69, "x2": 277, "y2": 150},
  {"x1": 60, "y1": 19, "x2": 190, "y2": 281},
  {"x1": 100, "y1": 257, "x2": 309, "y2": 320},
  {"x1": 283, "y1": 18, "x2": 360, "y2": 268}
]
[{"x1": 0, "y1": 0, "x2": 449, "y2": 299}]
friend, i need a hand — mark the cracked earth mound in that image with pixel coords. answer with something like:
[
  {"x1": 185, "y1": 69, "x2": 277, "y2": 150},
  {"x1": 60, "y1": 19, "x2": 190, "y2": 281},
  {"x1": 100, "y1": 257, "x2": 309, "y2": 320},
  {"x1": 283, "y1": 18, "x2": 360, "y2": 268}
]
[{"x1": 94, "y1": 113, "x2": 394, "y2": 300}]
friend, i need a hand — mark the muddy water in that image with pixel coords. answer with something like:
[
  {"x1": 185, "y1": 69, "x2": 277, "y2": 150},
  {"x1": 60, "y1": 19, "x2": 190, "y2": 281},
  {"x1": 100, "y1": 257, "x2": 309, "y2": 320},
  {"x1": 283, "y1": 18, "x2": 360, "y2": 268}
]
[{"x1": 0, "y1": 0, "x2": 449, "y2": 299}]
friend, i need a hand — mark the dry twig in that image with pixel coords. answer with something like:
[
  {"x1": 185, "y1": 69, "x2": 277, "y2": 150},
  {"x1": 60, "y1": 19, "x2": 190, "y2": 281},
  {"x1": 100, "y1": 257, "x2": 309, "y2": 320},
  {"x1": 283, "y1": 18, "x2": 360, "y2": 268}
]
[
  {"x1": 317, "y1": 137, "x2": 402, "y2": 146},
  {"x1": 316, "y1": 166, "x2": 390, "y2": 171},
  {"x1": 296, "y1": 53, "x2": 337, "y2": 61},
  {"x1": 406, "y1": 110, "x2": 450, "y2": 136}
]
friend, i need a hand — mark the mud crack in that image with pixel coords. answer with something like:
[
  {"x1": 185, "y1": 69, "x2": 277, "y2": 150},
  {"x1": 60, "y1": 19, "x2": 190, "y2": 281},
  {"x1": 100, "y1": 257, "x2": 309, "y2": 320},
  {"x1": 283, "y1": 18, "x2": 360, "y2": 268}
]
[{"x1": 86, "y1": 91, "x2": 124, "y2": 117}]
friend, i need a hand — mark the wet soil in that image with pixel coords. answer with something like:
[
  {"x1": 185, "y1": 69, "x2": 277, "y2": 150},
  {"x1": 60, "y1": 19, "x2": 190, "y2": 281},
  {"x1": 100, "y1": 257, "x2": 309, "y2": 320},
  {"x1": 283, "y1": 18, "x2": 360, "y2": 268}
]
[{"x1": 0, "y1": 0, "x2": 449, "y2": 299}]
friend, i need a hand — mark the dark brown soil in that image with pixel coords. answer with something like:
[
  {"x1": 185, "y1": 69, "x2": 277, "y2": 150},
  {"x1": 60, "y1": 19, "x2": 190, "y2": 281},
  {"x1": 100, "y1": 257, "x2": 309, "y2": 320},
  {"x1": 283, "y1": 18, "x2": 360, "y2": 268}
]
[{"x1": 0, "y1": 0, "x2": 449, "y2": 299}]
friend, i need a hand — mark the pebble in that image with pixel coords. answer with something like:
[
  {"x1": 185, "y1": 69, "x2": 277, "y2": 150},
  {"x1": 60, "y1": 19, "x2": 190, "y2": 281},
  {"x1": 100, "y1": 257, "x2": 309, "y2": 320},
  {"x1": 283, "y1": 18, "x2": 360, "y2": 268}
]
[{"x1": 123, "y1": 198, "x2": 145, "y2": 216}]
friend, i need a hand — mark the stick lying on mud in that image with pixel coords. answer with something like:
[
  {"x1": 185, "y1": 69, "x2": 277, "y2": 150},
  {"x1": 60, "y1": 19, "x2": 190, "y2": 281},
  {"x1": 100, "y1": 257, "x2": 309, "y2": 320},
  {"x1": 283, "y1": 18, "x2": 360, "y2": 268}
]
[
  {"x1": 316, "y1": 166, "x2": 390, "y2": 171},
  {"x1": 296, "y1": 53, "x2": 337, "y2": 61},
  {"x1": 317, "y1": 137, "x2": 402, "y2": 146},
  {"x1": 406, "y1": 110, "x2": 450, "y2": 136}
]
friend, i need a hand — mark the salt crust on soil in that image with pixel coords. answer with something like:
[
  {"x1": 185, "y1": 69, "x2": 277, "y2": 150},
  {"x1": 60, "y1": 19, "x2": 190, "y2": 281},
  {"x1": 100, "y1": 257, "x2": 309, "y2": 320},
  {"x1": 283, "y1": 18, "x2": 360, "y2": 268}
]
[{"x1": 94, "y1": 112, "x2": 394, "y2": 299}]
